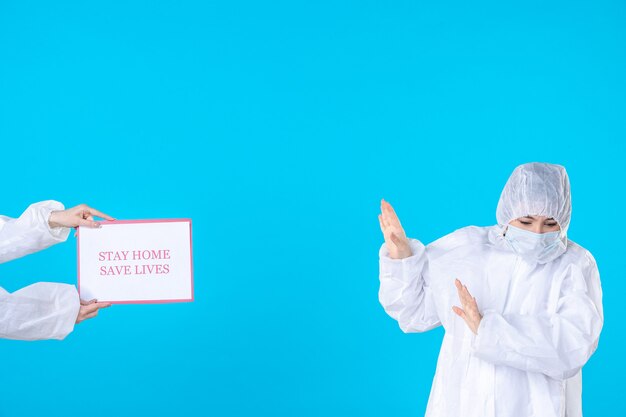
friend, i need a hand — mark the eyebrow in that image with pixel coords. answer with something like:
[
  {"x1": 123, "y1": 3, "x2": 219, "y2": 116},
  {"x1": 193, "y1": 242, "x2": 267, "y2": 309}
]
[{"x1": 522, "y1": 216, "x2": 556, "y2": 221}]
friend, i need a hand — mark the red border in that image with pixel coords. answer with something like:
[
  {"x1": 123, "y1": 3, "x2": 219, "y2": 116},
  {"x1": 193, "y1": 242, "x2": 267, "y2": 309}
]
[{"x1": 77, "y1": 218, "x2": 194, "y2": 304}]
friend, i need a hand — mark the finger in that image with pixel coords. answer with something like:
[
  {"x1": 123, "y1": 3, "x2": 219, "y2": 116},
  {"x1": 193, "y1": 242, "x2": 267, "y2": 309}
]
[
  {"x1": 463, "y1": 286, "x2": 477, "y2": 309},
  {"x1": 95, "y1": 302, "x2": 112, "y2": 308},
  {"x1": 389, "y1": 232, "x2": 404, "y2": 247},
  {"x1": 456, "y1": 281, "x2": 471, "y2": 305},
  {"x1": 380, "y1": 200, "x2": 393, "y2": 225},
  {"x1": 461, "y1": 285, "x2": 471, "y2": 304},
  {"x1": 85, "y1": 207, "x2": 115, "y2": 221},
  {"x1": 84, "y1": 310, "x2": 99, "y2": 319},
  {"x1": 461, "y1": 285, "x2": 471, "y2": 303},
  {"x1": 453, "y1": 307, "x2": 475, "y2": 331},
  {"x1": 378, "y1": 214, "x2": 386, "y2": 232},
  {"x1": 81, "y1": 302, "x2": 111, "y2": 314},
  {"x1": 77, "y1": 218, "x2": 101, "y2": 228},
  {"x1": 463, "y1": 284, "x2": 473, "y2": 298},
  {"x1": 460, "y1": 290, "x2": 473, "y2": 312},
  {"x1": 452, "y1": 306, "x2": 466, "y2": 319},
  {"x1": 382, "y1": 200, "x2": 402, "y2": 228},
  {"x1": 388, "y1": 204, "x2": 404, "y2": 229},
  {"x1": 380, "y1": 205, "x2": 390, "y2": 228},
  {"x1": 82, "y1": 303, "x2": 100, "y2": 314},
  {"x1": 80, "y1": 299, "x2": 97, "y2": 306},
  {"x1": 454, "y1": 279, "x2": 466, "y2": 301},
  {"x1": 454, "y1": 279, "x2": 464, "y2": 301},
  {"x1": 82, "y1": 302, "x2": 111, "y2": 315},
  {"x1": 384, "y1": 200, "x2": 398, "y2": 219}
]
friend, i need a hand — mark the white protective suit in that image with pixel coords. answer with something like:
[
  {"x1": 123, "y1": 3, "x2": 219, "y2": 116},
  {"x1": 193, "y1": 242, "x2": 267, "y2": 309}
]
[
  {"x1": 0, "y1": 201, "x2": 79, "y2": 340},
  {"x1": 379, "y1": 163, "x2": 603, "y2": 417}
]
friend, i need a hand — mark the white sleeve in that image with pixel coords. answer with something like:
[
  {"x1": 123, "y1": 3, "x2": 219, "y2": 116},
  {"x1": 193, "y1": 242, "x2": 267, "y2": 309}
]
[
  {"x1": 0, "y1": 200, "x2": 71, "y2": 264},
  {"x1": 378, "y1": 238, "x2": 441, "y2": 333},
  {"x1": 0, "y1": 282, "x2": 80, "y2": 340},
  {"x1": 470, "y1": 254, "x2": 603, "y2": 381}
]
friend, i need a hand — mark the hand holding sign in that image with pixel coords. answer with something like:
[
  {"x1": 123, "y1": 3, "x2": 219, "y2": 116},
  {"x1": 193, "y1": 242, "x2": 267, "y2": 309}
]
[
  {"x1": 76, "y1": 299, "x2": 112, "y2": 324},
  {"x1": 48, "y1": 203, "x2": 116, "y2": 324},
  {"x1": 49, "y1": 203, "x2": 115, "y2": 229}
]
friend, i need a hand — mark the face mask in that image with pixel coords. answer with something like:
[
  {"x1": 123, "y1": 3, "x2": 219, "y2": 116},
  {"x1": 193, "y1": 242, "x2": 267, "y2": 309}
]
[{"x1": 504, "y1": 224, "x2": 565, "y2": 264}]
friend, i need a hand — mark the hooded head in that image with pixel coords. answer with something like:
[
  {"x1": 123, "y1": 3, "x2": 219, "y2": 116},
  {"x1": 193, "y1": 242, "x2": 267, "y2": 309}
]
[{"x1": 496, "y1": 162, "x2": 571, "y2": 262}]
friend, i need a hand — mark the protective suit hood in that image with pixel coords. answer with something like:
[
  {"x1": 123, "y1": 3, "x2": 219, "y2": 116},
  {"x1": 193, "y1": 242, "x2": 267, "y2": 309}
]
[{"x1": 495, "y1": 162, "x2": 571, "y2": 263}]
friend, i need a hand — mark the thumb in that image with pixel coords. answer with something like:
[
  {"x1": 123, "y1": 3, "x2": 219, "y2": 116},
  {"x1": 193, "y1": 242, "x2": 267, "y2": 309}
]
[{"x1": 389, "y1": 232, "x2": 404, "y2": 246}]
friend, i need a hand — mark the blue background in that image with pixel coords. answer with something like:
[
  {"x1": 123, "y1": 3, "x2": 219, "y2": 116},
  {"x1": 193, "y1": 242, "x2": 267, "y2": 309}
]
[{"x1": 0, "y1": 1, "x2": 623, "y2": 415}]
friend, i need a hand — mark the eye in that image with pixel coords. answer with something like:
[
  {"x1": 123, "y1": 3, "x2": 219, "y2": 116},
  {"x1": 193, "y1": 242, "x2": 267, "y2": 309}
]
[
  {"x1": 519, "y1": 221, "x2": 532, "y2": 225},
  {"x1": 545, "y1": 223, "x2": 558, "y2": 227}
]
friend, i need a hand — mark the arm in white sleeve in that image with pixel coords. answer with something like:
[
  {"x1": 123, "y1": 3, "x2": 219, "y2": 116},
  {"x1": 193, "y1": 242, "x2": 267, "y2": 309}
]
[
  {"x1": 0, "y1": 200, "x2": 71, "y2": 263},
  {"x1": 0, "y1": 282, "x2": 80, "y2": 340},
  {"x1": 379, "y1": 238, "x2": 441, "y2": 333},
  {"x1": 471, "y1": 254, "x2": 604, "y2": 380}
]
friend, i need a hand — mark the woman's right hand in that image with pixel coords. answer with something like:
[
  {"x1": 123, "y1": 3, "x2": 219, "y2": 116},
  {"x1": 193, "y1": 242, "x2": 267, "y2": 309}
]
[{"x1": 378, "y1": 199, "x2": 412, "y2": 259}]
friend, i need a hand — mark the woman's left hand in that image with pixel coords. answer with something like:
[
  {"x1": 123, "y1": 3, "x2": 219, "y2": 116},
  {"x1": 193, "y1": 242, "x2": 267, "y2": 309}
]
[{"x1": 452, "y1": 278, "x2": 483, "y2": 335}]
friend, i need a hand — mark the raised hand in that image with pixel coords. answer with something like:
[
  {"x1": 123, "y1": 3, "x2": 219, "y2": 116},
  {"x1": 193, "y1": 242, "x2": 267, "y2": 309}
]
[
  {"x1": 452, "y1": 279, "x2": 483, "y2": 334},
  {"x1": 378, "y1": 199, "x2": 412, "y2": 259}
]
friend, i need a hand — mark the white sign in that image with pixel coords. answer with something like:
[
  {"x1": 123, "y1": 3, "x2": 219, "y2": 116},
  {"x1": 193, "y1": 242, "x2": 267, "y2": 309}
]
[{"x1": 78, "y1": 219, "x2": 194, "y2": 304}]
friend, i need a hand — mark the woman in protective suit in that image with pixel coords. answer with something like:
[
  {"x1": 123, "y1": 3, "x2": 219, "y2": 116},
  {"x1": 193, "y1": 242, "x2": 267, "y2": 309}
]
[
  {"x1": 1, "y1": 201, "x2": 113, "y2": 341},
  {"x1": 378, "y1": 162, "x2": 603, "y2": 417}
]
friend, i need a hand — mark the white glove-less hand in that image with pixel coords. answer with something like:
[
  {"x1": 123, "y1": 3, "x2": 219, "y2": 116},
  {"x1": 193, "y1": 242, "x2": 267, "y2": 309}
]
[{"x1": 378, "y1": 199, "x2": 412, "y2": 259}]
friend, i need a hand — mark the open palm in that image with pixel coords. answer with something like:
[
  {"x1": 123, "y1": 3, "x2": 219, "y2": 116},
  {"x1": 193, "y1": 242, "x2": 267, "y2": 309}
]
[{"x1": 378, "y1": 199, "x2": 412, "y2": 259}]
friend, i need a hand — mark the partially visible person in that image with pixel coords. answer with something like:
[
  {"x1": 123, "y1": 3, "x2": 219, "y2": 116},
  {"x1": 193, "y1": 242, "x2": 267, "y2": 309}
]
[{"x1": 1, "y1": 201, "x2": 113, "y2": 341}]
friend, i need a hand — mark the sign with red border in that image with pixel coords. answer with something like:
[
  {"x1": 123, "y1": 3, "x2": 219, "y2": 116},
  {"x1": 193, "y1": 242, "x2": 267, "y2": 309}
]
[{"x1": 77, "y1": 219, "x2": 194, "y2": 304}]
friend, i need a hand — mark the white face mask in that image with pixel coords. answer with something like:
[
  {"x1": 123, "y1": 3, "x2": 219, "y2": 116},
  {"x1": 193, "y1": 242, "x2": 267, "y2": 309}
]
[{"x1": 504, "y1": 224, "x2": 565, "y2": 264}]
